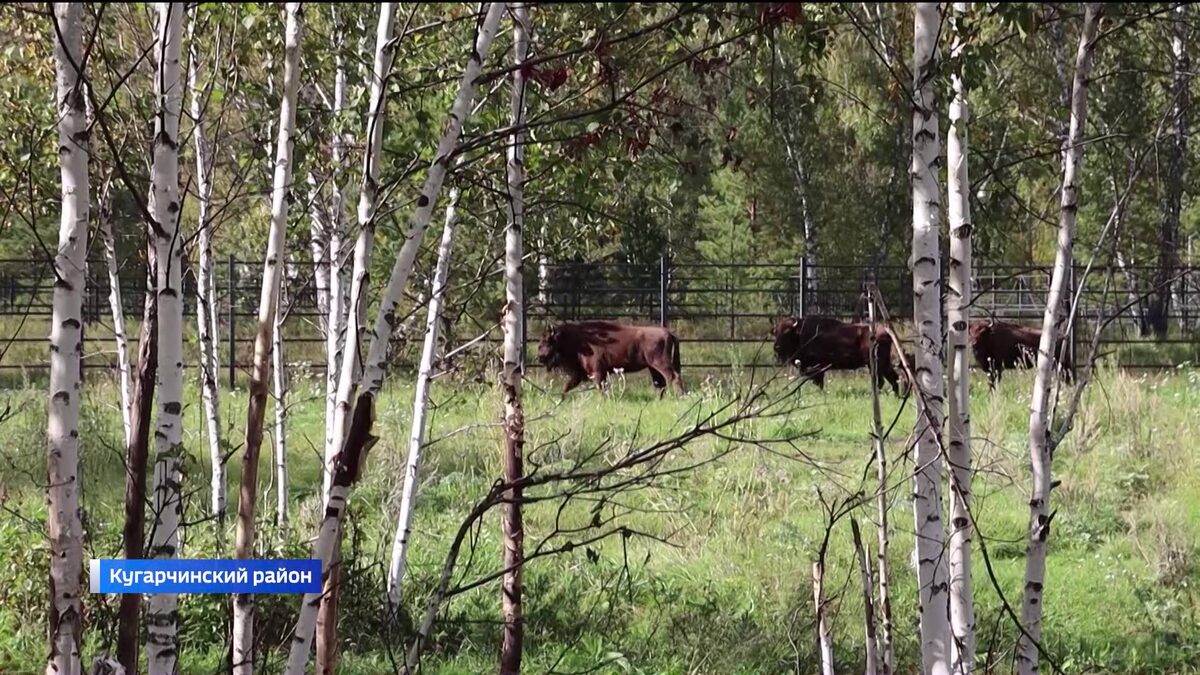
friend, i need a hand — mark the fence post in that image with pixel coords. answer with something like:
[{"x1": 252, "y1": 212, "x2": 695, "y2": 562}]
[
  {"x1": 227, "y1": 254, "x2": 236, "y2": 389},
  {"x1": 798, "y1": 258, "x2": 808, "y2": 318},
  {"x1": 659, "y1": 254, "x2": 670, "y2": 327}
]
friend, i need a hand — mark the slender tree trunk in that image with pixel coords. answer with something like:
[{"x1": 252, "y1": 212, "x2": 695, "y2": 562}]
[
  {"x1": 812, "y1": 560, "x2": 834, "y2": 675},
  {"x1": 500, "y1": 6, "x2": 529, "y2": 674},
  {"x1": 1019, "y1": 7, "x2": 1102, "y2": 675},
  {"x1": 273, "y1": 283, "x2": 289, "y2": 532},
  {"x1": 289, "y1": 8, "x2": 505, "y2": 674},
  {"x1": 97, "y1": 177, "x2": 133, "y2": 447},
  {"x1": 851, "y1": 518, "x2": 879, "y2": 675},
  {"x1": 232, "y1": 7, "x2": 302, "y2": 674},
  {"x1": 188, "y1": 10, "x2": 225, "y2": 535},
  {"x1": 867, "y1": 287, "x2": 894, "y2": 675},
  {"x1": 324, "y1": 7, "x2": 348, "y2": 488},
  {"x1": 324, "y1": 2, "x2": 396, "y2": 504},
  {"x1": 946, "y1": 5, "x2": 976, "y2": 673},
  {"x1": 1150, "y1": 3, "x2": 1190, "y2": 338},
  {"x1": 144, "y1": 5, "x2": 185, "y2": 673},
  {"x1": 118, "y1": 244, "x2": 156, "y2": 675},
  {"x1": 48, "y1": 6, "x2": 88, "y2": 673},
  {"x1": 316, "y1": 7, "x2": 397, "y2": 672},
  {"x1": 910, "y1": 6, "x2": 951, "y2": 675},
  {"x1": 387, "y1": 171, "x2": 462, "y2": 611},
  {"x1": 308, "y1": 172, "x2": 330, "y2": 337}
]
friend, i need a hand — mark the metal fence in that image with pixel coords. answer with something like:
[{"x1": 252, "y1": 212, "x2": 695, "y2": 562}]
[{"x1": 3, "y1": 256, "x2": 1200, "y2": 379}]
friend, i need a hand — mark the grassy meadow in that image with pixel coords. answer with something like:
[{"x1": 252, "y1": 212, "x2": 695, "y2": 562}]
[{"x1": 2, "y1": 360, "x2": 1199, "y2": 674}]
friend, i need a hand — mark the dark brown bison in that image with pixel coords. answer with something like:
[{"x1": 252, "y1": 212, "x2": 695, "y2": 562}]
[
  {"x1": 771, "y1": 316, "x2": 903, "y2": 395},
  {"x1": 537, "y1": 320, "x2": 685, "y2": 397},
  {"x1": 968, "y1": 319, "x2": 1074, "y2": 388}
]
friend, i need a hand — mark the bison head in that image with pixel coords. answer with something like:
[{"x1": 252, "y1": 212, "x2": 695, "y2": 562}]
[
  {"x1": 537, "y1": 327, "x2": 564, "y2": 369},
  {"x1": 772, "y1": 317, "x2": 801, "y2": 366}
]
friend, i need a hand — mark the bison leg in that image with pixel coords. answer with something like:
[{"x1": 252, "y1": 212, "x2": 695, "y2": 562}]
[
  {"x1": 562, "y1": 372, "x2": 585, "y2": 395},
  {"x1": 648, "y1": 368, "x2": 667, "y2": 398},
  {"x1": 879, "y1": 361, "x2": 901, "y2": 397},
  {"x1": 590, "y1": 368, "x2": 608, "y2": 394},
  {"x1": 806, "y1": 366, "x2": 826, "y2": 390}
]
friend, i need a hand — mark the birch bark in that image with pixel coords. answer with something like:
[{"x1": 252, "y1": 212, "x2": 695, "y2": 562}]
[
  {"x1": 96, "y1": 177, "x2": 132, "y2": 447},
  {"x1": 315, "y1": 7, "x2": 397, "y2": 671},
  {"x1": 287, "y1": 7, "x2": 506, "y2": 673},
  {"x1": 48, "y1": 5, "x2": 88, "y2": 673},
  {"x1": 1019, "y1": 6, "x2": 1102, "y2": 674},
  {"x1": 500, "y1": 6, "x2": 530, "y2": 674},
  {"x1": 910, "y1": 5, "x2": 951, "y2": 675},
  {"x1": 145, "y1": 5, "x2": 185, "y2": 673},
  {"x1": 188, "y1": 10, "x2": 225, "y2": 529},
  {"x1": 232, "y1": 6, "x2": 302, "y2": 674},
  {"x1": 946, "y1": 4, "x2": 976, "y2": 672},
  {"x1": 385, "y1": 176, "x2": 463, "y2": 611}
]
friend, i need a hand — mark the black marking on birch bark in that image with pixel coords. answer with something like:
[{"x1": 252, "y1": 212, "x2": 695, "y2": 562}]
[
  {"x1": 416, "y1": 195, "x2": 429, "y2": 208},
  {"x1": 53, "y1": 391, "x2": 70, "y2": 404}
]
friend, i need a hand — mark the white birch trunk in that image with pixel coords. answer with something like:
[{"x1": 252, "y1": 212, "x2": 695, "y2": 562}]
[
  {"x1": 48, "y1": 6, "x2": 87, "y2": 674},
  {"x1": 289, "y1": 8, "x2": 505, "y2": 673},
  {"x1": 867, "y1": 291, "x2": 894, "y2": 675},
  {"x1": 386, "y1": 176, "x2": 463, "y2": 612},
  {"x1": 307, "y1": 172, "x2": 330, "y2": 337},
  {"x1": 325, "y1": 3, "x2": 398, "y2": 504},
  {"x1": 97, "y1": 179, "x2": 132, "y2": 448},
  {"x1": 910, "y1": 6, "x2": 951, "y2": 675},
  {"x1": 232, "y1": 6, "x2": 302, "y2": 674},
  {"x1": 946, "y1": 4, "x2": 976, "y2": 673},
  {"x1": 812, "y1": 561, "x2": 834, "y2": 675},
  {"x1": 324, "y1": 10, "x2": 348, "y2": 480},
  {"x1": 500, "y1": 7, "x2": 529, "y2": 674},
  {"x1": 314, "y1": 8, "x2": 397, "y2": 671},
  {"x1": 273, "y1": 284, "x2": 288, "y2": 532},
  {"x1": 354, "y1": 3, "x2": 505, "y2": 402},
  {"x1": 145, "y1": 5, "x2": 184, "y2": 674},
  {"x1": 852, "y1": 518, "x2": 879, "y2": 675},
  {"x1": 188, "y1": 10, "x2": 225, "y2": 529},
  {"x1": 1018, "y1": 6, "x2": 1102, "y2": 674}
]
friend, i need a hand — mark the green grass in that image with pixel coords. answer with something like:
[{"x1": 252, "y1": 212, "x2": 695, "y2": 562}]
[{"x1": 2, "y1": 363, "x2": 1200, "y2": 674}]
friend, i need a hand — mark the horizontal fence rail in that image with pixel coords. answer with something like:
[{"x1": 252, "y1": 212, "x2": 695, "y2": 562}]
[{"x1": 3, "y1": 256, "x2": 1200, "y2": 381}]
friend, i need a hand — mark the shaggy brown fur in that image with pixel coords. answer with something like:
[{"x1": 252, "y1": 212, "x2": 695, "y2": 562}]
[
  {"x1": 969, "y1": 319, "x2": 1074, "y2": 388},
  {"x1": 771, "y1": 315, "x2": 903, "y2": 395},
  {"x1": 537, "y1": 320, "x2": 685, "y2": 397}
]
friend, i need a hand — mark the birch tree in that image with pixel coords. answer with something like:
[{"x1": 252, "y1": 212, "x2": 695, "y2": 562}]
[
  {"x1": 316, "y1": 6, "x2": 397, "y2": 670},
  {"x1": 909, "y1": 5, "x2": 951, "y2": 675},
  {"x1": 323, "y1": 7, "x2": 349, "y2": 492},
  {"x1": 48, "y1": 5, "x2": 88, "y2": 673},
  {"x1": 145, "y1": 4, "x2": 185, "y2": 673},
  {"x1": 308, "y1": 171, "x2": 330, "y2": 335},
  {"x1": 232, "y1": 5, "x2": 302, "y2": 674},
  {"x1": 188, "y1": 8, "x2": 224, "y2": 532},
  {"x1": 287, "y1": 7, "x2": 506, "y2": 673},
  {"x1": 386, "y1": 172, "x2": 463, "y2": 612},
  {"x1": 945, "y1": 4, "x2": 976, "y2": 673},
  {"x1": 273, "y1": 285, "x2": 288, "y2": 532},
  {"x1": 118, "y1": 242, "x2": 156, "y2": 675},
  {"x1": 866, "y1": 288, "x2": 894, "y2": 675},
  {"x1": 96, "y1": 177, "x2": 132, "y2": 447},
  {"x1": 1019, "y1": 6, "x2": 1102, "y2": 674},
  {"x1": 500, "y1": 6, "x2": 530, "y2": 674},
  {"x1": 324, "y1": 2, "x2": 396, "y2": 504}
]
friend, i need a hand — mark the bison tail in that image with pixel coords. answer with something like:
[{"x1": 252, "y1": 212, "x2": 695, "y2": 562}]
[{"x1": 670, "y1": 333, "x2": 682, "y2": 374}]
